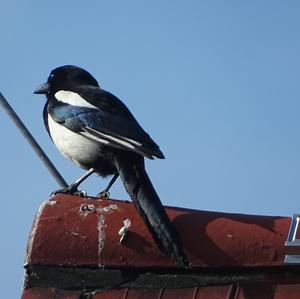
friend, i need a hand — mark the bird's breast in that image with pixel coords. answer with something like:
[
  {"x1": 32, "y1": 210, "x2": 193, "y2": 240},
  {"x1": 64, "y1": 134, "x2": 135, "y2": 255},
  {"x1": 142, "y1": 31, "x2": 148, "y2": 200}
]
[{"x1": 47, "y1": 114, "x2": 103, "y2": 169}]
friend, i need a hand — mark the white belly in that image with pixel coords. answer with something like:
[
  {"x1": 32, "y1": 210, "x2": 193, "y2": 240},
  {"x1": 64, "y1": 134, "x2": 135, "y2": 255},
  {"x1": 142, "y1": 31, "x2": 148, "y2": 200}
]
[{"x1": 47, "y1": 115, "x2": 102, "y2": 168}]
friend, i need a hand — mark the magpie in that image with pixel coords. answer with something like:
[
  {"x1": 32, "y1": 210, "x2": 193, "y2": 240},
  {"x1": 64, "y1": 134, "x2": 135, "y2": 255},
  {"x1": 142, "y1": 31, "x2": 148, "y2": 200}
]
[{"x1": 34, "y1": 65, "x2": 188, "y2": 267}]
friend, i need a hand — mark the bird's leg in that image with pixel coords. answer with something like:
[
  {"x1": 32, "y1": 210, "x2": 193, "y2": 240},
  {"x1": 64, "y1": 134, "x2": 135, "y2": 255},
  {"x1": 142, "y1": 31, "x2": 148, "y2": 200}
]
[
  {"x1": 97, "y1": 173, "x2": 119, "y2": 198},
  {"x1": 52, "y1": 168, "x2": 96, "y2": 196},
  {"x1": 68, "y1": 168, "x2": 96, "y2": 193}
]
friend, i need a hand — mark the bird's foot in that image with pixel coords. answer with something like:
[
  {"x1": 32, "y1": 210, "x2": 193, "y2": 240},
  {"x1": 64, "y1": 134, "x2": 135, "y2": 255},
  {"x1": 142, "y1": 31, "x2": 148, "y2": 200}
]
[
  {"x1": 97, "y1": 190, "x2": 110, "y2": 199},
  {"x1": 51, "y1": 185, "x2": 87, "y2": 197}
]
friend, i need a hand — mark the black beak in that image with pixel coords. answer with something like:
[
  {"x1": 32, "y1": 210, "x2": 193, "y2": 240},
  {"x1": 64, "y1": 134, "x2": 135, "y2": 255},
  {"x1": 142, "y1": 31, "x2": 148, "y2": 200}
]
[{"x1": 34, "y1": 82, "x2": 50, "y2": 94}]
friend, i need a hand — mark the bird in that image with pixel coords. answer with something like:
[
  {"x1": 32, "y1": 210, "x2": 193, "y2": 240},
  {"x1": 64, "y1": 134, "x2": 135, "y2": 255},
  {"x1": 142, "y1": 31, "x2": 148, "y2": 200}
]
[{"x1": 34, "y1": 65, "x2": 188, "y2": 267}]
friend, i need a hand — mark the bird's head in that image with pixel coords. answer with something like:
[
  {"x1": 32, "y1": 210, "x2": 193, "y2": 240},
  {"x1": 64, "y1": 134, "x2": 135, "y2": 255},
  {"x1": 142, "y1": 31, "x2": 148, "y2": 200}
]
[{"x1": 34, "y1": 65, "x2": 99, "y2": 95}]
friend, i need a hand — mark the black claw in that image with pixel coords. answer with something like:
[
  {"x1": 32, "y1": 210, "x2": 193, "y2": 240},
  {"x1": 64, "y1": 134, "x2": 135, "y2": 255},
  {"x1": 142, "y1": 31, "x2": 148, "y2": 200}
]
[
  {"x1": 97, "y1": 190, "x2": 110, "y2": 199},
  {"x1": 51, "y1": 185, "x2": 87, "y2": 197}
]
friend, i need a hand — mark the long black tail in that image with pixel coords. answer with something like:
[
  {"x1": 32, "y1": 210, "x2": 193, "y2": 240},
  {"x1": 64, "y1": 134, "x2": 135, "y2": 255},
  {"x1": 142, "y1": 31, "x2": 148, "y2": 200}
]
[{"x1": 114, "y1": 154, "x2": 188, "y2": 267}]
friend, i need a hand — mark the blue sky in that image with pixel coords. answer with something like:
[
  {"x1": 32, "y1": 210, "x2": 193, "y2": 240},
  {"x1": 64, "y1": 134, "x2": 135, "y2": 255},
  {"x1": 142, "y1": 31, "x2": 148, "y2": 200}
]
[{"x1": 1, "y1": 1, "x2": 300, "y2": 297}]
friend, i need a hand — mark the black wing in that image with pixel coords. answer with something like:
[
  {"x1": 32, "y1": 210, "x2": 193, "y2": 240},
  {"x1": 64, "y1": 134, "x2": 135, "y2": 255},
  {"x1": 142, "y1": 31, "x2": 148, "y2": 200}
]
[{"x1": 48, "y1": 87, "x2": 165, "y2": 159}]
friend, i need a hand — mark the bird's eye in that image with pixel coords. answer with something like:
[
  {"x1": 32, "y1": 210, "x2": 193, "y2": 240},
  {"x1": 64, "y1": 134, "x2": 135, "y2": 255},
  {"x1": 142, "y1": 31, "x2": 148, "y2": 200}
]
[{"x1": 49, "y1": 73, "x2": 54, "y2": 80}]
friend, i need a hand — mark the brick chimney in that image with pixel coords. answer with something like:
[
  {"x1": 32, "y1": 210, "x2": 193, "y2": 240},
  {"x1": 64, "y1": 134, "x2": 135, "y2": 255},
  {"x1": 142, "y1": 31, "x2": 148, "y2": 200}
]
[{"x1": 21, "y1": 194, "x2": 300, "y2": 298}]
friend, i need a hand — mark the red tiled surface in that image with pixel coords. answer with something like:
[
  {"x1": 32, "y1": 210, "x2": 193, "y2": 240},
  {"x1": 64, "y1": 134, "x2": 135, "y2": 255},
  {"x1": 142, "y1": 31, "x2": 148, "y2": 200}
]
[
  {"x1": 236, "y1": 283, "x2": 275, "y2": 299},
  {"x1": 21, "y1": 284, "x2": 300, "y2": 298},
  {"x1": 92, "y1": 289, "x2": 128, "y2": 299},
  {"x1": 195, "y1": 286, "x2": 232, "y2": 298},
  {"x1": 21, "y1": 288, "x2": 80, "y2": 299},
  {"x1": 273, "y1": 284, "x2": 300, "y2": 299},
  {"x1": 25, "y1": 194, "x2": 290, "y2": 268}
]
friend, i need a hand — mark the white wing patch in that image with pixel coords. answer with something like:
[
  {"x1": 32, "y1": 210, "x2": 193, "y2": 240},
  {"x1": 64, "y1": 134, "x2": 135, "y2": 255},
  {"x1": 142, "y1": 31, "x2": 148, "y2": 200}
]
[
  {"x1": 80, "y1": 132, "x2": 110, "y2": 145},
  {"x1": 83, "y1": 127, "x2": 153, "y2": 158},
  {"x1": 121, "y1": 136, "x2": 142, "y2": 147},
  {"x1": 98, "y1": 132, "x2": 136, "y2": 149},
  {"x1": 55, "y1": 90, "x2": 97, "y2": 109},
  {"x1": 84, "y1": 128, "x2": 135, "y2": 150}
]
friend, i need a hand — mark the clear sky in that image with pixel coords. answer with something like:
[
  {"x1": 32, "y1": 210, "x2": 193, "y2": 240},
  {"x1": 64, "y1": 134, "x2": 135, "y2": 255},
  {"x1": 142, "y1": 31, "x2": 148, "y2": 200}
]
[{"x1": 1, "y1": 1, "x2": 300, "y2": 297}]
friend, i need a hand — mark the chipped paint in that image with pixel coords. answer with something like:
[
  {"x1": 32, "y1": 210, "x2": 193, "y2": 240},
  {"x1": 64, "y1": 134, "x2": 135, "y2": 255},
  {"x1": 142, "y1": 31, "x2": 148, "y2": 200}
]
[
  {"x1": 80, "y1": 203, "x2": 118, "y2": 216},
  {"x1": 68, "y1": 232, "x2": 87, "y2": 239},
  {"x1": 96, "y1": 204, "x2": 118, "y2": 213},
  {"x1": 24, "y1": 200, "x2": 48, "y2": 266},
  {"x1": 80, "y1": 203, "x2": 95, "y2": 214},
  {"x1": 97, "y1": 214, "x2": 106, "y2": 260}
]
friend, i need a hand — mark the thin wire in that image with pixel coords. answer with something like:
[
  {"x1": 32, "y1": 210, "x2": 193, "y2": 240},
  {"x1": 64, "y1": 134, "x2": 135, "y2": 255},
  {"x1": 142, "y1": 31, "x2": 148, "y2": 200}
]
[{"x1": 0, "y1": 92, "x2": 68, "y2": 188}]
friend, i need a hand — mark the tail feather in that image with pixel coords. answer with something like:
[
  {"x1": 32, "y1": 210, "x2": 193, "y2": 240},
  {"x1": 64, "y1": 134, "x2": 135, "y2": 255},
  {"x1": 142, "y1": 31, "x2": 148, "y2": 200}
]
[{"x1": 114, "y1": 154, "x2": 188, "y2": 267}]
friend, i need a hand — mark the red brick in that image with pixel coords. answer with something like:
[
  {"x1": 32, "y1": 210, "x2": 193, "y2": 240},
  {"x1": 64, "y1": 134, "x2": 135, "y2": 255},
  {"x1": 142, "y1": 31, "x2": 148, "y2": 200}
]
[{"x1": 25, "y1": 194, "x2": 289, "y2": 268}]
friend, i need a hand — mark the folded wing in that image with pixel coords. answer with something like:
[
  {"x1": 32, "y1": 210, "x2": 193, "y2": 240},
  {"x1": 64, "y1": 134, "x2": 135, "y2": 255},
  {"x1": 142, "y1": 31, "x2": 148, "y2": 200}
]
[{"x1": 48, "y1": 98, "x2": 164, "y2": 160}]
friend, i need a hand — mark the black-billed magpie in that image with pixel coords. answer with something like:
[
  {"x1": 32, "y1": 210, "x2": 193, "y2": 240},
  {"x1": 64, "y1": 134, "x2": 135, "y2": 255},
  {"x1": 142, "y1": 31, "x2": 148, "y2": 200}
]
[{"x1": 34, "y1": 65, "x2": 188, "y2": 267}]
